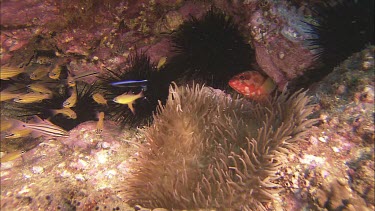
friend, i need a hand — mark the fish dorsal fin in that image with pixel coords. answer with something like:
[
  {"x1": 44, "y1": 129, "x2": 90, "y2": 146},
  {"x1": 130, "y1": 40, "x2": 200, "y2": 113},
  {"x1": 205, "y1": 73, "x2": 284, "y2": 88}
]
[
  {"x1": 139, "y1": 90, "x2": 144, "y2": 98},
  {"x1": 29, "y1": 115, "x2": 54, "y2": 126},
  {"x1": 42, "y1": 118, "x2": 56, "y2": 126},
  {"x1": 28, "y1": 115, "x2": 44, "y2": 124}
]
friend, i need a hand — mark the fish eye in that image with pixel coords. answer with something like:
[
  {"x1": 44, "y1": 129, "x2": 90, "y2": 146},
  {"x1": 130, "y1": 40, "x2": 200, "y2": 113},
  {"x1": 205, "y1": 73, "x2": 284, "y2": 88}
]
[
  {"x1": 5, "y1": 133, "x2": 15, "y2": 137},
  {"x1": 239, "y1": 75, "x2": 245, "y2": 80}
]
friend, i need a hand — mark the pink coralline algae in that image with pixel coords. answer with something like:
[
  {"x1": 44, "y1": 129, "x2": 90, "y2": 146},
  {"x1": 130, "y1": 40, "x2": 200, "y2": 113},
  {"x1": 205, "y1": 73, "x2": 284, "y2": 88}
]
[
  {"x1": 245, "y1": 2, "x2": 316, "y2": 90},
  {"x1": 1, "y1": 0, "x2": 59, "y2": 65}
]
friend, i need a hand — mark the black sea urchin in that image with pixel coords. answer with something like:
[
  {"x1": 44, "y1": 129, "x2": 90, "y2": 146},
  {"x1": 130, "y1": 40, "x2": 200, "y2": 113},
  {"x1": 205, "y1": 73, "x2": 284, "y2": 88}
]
[
  {"x1": 11, "y1": 82, "x2": 100, "y2": 130},
  {"x1": 307, "y1": 0, "x2": 374, "y2": 68},
  {"x1": 124, "y1": 83, "x2": 317, "y2": 210},
  {"x1": 98, "y1": 53, "x2": 172, "y2": 127},
  {"x1": 289, "y1": 0, "x2": 374, "y2": 91},
  {"x1": 168, "y1": 8, "x2": 254, "y2": 89}
]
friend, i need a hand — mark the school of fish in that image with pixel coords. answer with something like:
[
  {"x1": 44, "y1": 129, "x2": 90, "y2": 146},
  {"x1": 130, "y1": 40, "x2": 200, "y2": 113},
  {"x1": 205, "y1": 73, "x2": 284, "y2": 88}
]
[{"x1": 1, "y1": 63, "x2": 275, "y2": 164}]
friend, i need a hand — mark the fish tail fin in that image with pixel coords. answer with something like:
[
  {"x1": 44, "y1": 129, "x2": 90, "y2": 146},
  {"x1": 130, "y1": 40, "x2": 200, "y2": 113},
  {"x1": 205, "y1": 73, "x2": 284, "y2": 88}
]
[
  {"x1": 128, "y1": 103, "x2": 135, "y2": 115},
  {"x1": 49, "y1": 109, "x2": 58, "y2": 116},
  {"x1": 261, "y1": 77, "x2": 277, "y2": 94}
]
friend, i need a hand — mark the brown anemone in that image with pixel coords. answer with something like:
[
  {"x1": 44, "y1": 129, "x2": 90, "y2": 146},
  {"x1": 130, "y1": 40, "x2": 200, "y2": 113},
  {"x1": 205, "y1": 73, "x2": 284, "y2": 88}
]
[{"x1": 124, "y1": 83, "x2": 317, "y2": 210}]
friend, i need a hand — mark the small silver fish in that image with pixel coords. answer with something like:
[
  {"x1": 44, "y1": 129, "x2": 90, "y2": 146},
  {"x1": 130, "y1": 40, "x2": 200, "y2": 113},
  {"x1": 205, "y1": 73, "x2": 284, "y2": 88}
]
[
  {"x1": 63, "y1": 87, "x2": 77, "y2": 108},
  {"x1": 29, "y1": 67, "x2": 49, "y2": 80},
  {"x1": 157, "y1": 57, "x2": 167, "y2": 70},
  {"x1": 96, "y1": 112, "x2": 105, "y2": 135},
  {"x1": 27, "y1": 83, "x2": 53, "y2": 95},
  {"x1": 49, "y1": 65, "x2": 62, "y2": 80},
  {"x1": 0, "y1": 150, "x2": 25, "y2": 163},
  {"x1": 13, "y1": 92, "x2": 52, "y2": 103},
  {"x1": 0, "y1": 66, "x2": 25, "y2": 80}
]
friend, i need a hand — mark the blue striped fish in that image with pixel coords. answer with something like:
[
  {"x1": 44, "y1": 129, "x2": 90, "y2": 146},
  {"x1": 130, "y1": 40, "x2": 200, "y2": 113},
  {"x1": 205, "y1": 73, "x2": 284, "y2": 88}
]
[{"x1": 110, "y1": 80, "x2": 148, "y2": 88}]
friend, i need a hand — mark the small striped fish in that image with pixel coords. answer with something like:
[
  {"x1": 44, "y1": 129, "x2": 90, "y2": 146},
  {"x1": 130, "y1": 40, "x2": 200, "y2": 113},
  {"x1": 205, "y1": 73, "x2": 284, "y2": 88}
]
[
  {"x1": 20, "y1": 116, "x2": 70, "y2": 138},
  {"x1": 23, "y1": 123, "x2": 69, "y2": 138}
]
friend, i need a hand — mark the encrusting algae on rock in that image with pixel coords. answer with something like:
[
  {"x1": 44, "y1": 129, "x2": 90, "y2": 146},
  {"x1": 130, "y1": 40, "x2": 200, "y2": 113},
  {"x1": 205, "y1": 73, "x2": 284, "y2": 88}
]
[{"x1": 124, "y1": 83, "x2": 317, "y2": 210}]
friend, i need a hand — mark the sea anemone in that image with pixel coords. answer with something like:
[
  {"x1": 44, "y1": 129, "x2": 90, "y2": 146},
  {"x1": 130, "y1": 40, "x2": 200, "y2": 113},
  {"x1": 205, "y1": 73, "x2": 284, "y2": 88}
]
[
  {"x1": 168, "y1": 7, "x2": 254, "y2": 89},
  {"x1": 98, "y1": 52, "x2": 172, "y2": 127},
  {"x1": 124, "y1": 83, "x2": 317, "y2": 209}
]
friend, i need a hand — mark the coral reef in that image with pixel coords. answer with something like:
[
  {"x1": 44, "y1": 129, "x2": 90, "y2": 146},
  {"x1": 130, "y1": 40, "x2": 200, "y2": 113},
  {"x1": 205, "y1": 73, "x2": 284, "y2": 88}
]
[
  {"x1": 124, "y1": 83, "x2": 316, "y2": 209},
  {"x1": 2, "y1": 0, "x2": 372, "y2": 126},
  {"x1": 272, "y1": 46, "x2": 375, "y2": 211},
  {"x1": 0, "y1": 120, "x2": 141, "y2": 210},
  {"x1": 1, "y1": 0, "x2": 374, "y2": 210},
  {"x1": 1, "y1": 46, "x2": 373, "y2": 211}
]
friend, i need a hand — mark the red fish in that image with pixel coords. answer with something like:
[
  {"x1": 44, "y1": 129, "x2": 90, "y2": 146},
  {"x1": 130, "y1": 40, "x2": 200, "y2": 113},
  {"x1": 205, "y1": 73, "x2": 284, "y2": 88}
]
[{"x1": 229, "y1": 71, "x2": 276, "y2": 100}]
